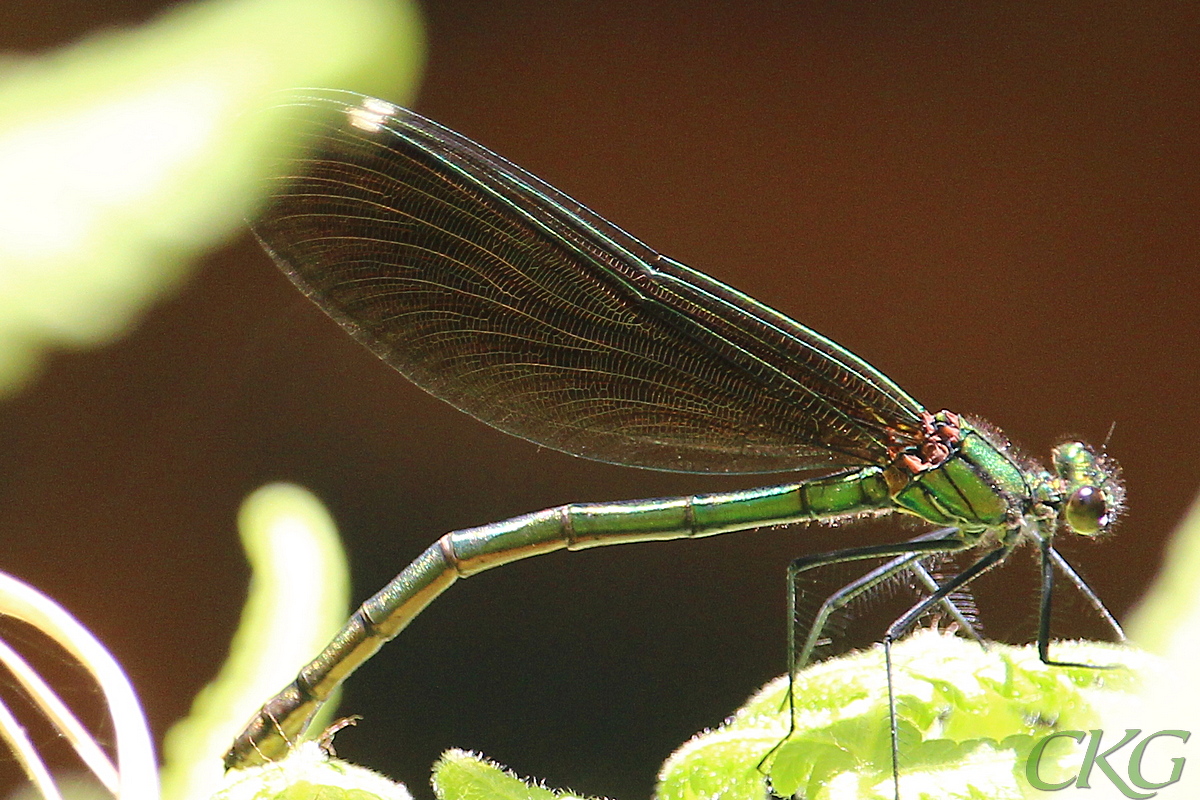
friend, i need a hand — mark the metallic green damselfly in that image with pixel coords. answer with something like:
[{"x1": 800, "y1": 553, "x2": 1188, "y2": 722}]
[{"x1": 226, "y1": 91, "x2": 1124, "y2": 789}]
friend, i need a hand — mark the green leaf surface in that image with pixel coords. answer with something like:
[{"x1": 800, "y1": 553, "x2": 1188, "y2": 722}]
[
  {"x1": 656, "y1": 631, "x2": 1151, "y2": 800},
  {"x1": 213, "y1": 742, "x2": 412, "y2": 800},
  {"x1": 432, "y1": 750, "x2": 600, "y2": 800}
]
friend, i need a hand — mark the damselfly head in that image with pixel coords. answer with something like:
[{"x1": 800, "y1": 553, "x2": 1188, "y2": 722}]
[{"x1": 1051, "y1": 441, "x2": 1124, "y2": 537}]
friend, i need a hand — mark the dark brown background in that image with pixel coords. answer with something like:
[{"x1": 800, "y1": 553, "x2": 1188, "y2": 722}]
[{"x1": 1, "y1": 2, "x2": 1197, "y2": 798}]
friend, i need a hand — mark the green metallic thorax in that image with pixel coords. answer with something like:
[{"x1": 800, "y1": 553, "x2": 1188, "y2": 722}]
[{"x1": 890, "y1": 416, "x2": 1030, "y2": 533}]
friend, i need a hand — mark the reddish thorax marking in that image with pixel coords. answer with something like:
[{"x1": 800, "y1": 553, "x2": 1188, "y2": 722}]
[{"x1": 896, "y1": 410, "x2": 961, "y2": 474}]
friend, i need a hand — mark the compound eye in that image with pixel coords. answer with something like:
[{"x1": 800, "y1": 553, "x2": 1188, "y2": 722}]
[{"x1": 1065, "y1": 485, "x2": 1109, "y2": 535}]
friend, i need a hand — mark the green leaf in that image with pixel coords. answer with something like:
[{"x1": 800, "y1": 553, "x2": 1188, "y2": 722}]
[
  {"x1": 656, "y1": 631, "x2": 1152, "y2": 800},
  {"x1": 432, "y1": 750, "x2": 599, "y2": 800},
  {"x1": 0, "y1": 0, "x2": 424, "y2": 395},
  {"x1": 212, "y1": 742, "x2": 412, "y2": 800},
  {"x1": 163, "y1": 484, "x2": 351, "y2": 800}
]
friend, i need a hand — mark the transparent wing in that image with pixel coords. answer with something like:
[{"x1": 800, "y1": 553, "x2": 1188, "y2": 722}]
[{"x1": 253, "y1": 90, "x2": 926, "y2": 473}]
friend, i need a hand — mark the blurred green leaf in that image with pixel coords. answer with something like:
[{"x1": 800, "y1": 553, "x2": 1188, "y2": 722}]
[
  {"x1": 162, "y1": 484, "x2": 351, "y2": 800},
  {"x1": 213, "y1": 742, "x2": 412, "y2": 800},
  {"x1": 0, "y1": 0, "x2": 424, "y2": 394}
]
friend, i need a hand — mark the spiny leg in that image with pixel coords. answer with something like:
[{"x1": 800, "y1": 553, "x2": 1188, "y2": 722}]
[
  {"x1": 1032, "y1": 528, "x2": 1125, "y2": 668},
  {"x1": 906, "y1": 559, "x2": 984, "y2": 646},
  {"x1": 789, "y1": 529, "x2": 972, "y2": 674},
  {"x1": 1044, "y1": 547, "x2": 1123, "y2": 641},
  {"x1": 880, "y1": 541, "x2": 1014, "y2": 800},
  {"x1": 757, "y1": 530, "x2": 972, "y2": 783}
]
